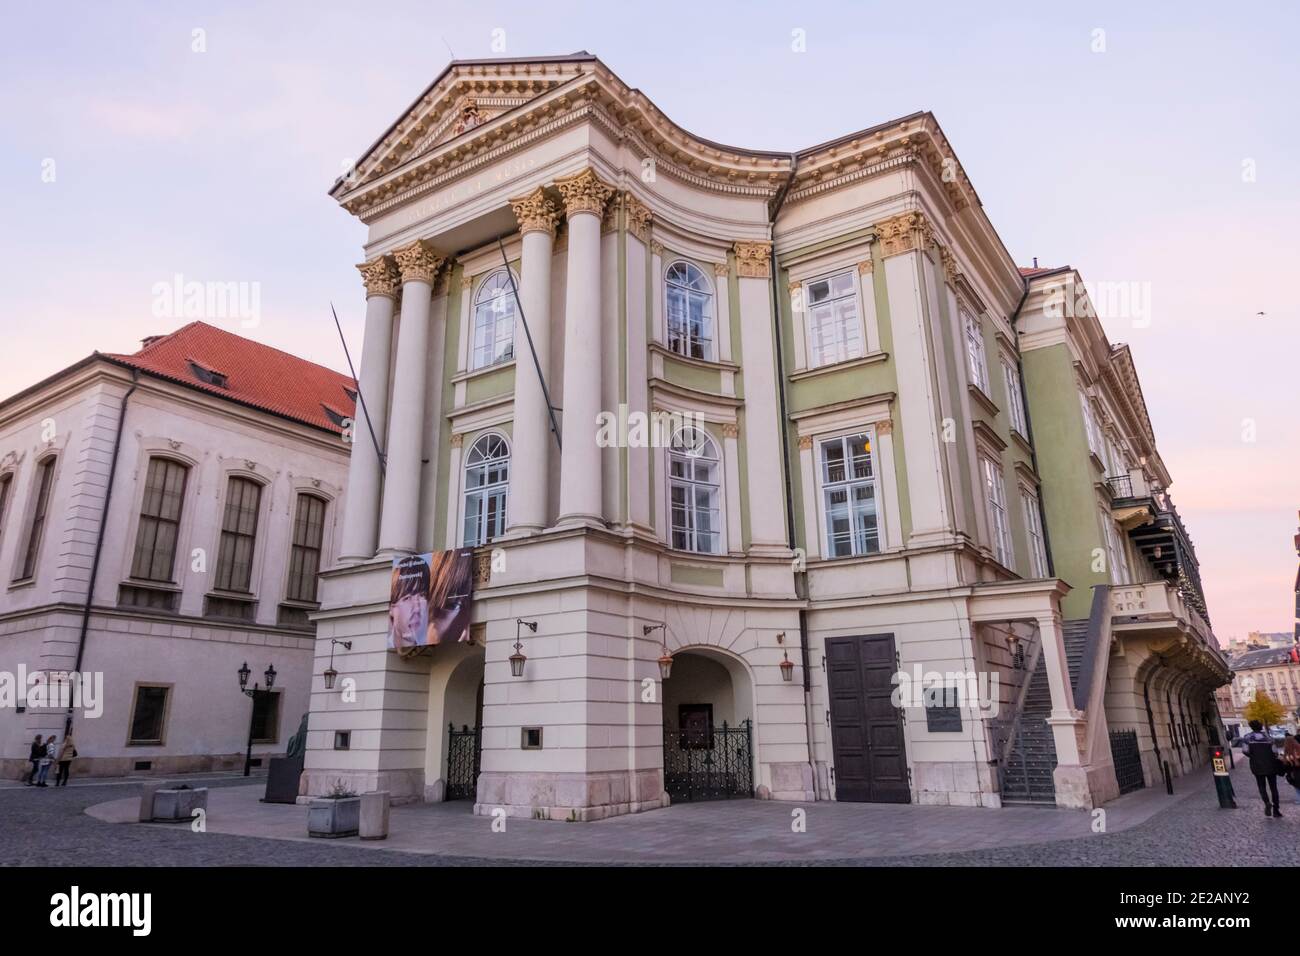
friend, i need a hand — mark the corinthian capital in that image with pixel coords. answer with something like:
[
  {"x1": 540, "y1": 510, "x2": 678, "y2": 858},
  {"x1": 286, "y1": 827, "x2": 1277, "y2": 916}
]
[
  {"x1": 392, "y1": 240, "x2": 446, "y2": 284},
  {"x1": 357, "y1": 257, "x2": 400, "y2": 299},
  {"x1": 733, "y1": 241, "x2": 773, "y2": 279},
  {"x1": 555, "y1": 167, "x2": 616, "y2": 217},
  {"x1": 876, "y1": 211, "x2": 935, "y2": 259},
  {"x1": 510, "y1": 187, "x2": 560, "y2": 238}
]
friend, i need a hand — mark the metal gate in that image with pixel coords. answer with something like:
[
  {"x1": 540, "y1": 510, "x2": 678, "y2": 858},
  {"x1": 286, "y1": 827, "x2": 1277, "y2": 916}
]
[
  {"x1": 663, "y1": 719, "x2": 753, "y2": 802},
  {"x1": 445, "y1": 724, "x2": 481, "y2": 801},
  {"x1": 1109, "y1": 728, "x2": 1146, "y2": 795}
]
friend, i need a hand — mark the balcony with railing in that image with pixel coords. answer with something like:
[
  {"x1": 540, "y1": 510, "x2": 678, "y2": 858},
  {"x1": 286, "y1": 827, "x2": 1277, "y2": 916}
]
[{"x1": 1109, "y1": 579, "x2": 1228, "y2": 676}]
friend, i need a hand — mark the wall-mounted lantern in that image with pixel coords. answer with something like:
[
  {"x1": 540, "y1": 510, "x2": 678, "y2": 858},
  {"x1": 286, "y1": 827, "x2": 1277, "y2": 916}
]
[
  {"x1": 323, "y1": 638, "x2": 352, "y2": 690},
  {"x1": 777, "y1": 632, "x2": 795, "y2": 683},
  {"x1": 512, "y1": 619, "x2": 537, "y2": 678},
  {"x1": 644, "y1": 624, "x2": 671, "y2": 679}
]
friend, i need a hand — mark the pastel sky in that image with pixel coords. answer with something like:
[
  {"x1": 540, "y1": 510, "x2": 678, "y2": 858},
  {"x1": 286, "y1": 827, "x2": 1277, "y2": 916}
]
[{"x1": 2, "y1": 1, "x2": 1296, "y2": 644}]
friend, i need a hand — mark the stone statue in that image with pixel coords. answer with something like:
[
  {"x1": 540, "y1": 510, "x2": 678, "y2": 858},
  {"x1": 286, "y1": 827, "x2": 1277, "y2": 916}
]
[{"x1": 285, "y1": 713, "x2": 310, "y2": 758}]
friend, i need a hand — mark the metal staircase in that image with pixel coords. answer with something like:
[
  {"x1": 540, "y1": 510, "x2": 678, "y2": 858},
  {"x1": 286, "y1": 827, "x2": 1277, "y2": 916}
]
[{"x1": 998, "y1": 619, "x2": 1090, "y2": 805}]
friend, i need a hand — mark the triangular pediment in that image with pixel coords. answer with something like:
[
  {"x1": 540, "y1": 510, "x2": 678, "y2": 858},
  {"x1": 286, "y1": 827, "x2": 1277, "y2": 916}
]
[{"x1": 335, "y1": 54, "x2": 597, "y2": 196}]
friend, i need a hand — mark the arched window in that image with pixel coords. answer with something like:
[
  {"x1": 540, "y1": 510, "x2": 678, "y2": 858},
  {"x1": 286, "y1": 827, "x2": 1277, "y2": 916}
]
[
  {"x1": 665, "y1": 261, "x2": 714, "y2": 361},
  {"x1": 463, "y1": 434, "x2": 510, "y2": 546},
  {"x1": 471, "y1": 270, "x2": 517, "y2": 370},
  {"x1": 668, "y1": 427, "x2": 721, "y2": 554}
]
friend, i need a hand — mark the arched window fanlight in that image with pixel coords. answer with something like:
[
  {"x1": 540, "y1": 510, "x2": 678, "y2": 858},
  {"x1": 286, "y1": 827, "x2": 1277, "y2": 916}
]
[
  {"x1": 668, "y1": 427, "x2": 721, "y2": 554},
  {"x1": 471, "y1": 270, "x2": 518, "y2": 370}
]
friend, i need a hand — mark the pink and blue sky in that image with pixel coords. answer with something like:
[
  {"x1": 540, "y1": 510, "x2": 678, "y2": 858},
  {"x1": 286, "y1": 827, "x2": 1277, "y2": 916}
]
[{"x1": 2, "y1": 1, "x2": 1296, "y2": 643}]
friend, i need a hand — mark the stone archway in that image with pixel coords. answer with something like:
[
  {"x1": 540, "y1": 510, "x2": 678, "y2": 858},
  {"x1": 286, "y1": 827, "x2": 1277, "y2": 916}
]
[
  {"x1": 422, "y1": 643, "x2": 484, "y2": 803},
  {"x1": 661, "y1": 646, "x2": 755, "y2": 802}
]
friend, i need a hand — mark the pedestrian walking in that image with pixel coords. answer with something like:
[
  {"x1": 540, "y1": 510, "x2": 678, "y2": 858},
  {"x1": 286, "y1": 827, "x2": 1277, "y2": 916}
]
[
  {"x1": 1283, "y1": 729, "x2": 1300, "y2": 806},
  {"x1": 23, "y1": 735, "x2": 43, "y2": 785},
  {"x1": 55, "y1": 734, "x2": 77, "y2": 787},
  {"x1": 33, "y1": 735, "x2": 56, "y2": 788},
  {"x1": 1240, "y1": 719, "x2": 1284, "y2": 817}
]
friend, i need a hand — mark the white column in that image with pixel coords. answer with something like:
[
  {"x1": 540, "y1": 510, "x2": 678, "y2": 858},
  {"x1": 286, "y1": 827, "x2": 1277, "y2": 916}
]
[
  {"x1": 798, "y1": 436, "x2": 820, "y2": 560},
  {"x1": 505, "y1": 188, "x2": 559, "y2": 535},
  {"x1": 734, "y1": 240, "x2": 789, "y2": 555},
  {"x1": 1037, "y1": 613, "x2": 1084, "y2": 765},
  {"x1": 722, "y1": 423, "x2": 743, "y2": 554},
  {"x1": 556, "y1": 168, "x2": 614, "y2": 527},
  {"x1": 875, "y1": 419, "x2": 904, "y2": 550},
  {"x1": 338, "y1": 257, "x2": 399, "y2": 562},
  {"x1": 377, "y1": 239, "x2": 444, "y2": 555}
]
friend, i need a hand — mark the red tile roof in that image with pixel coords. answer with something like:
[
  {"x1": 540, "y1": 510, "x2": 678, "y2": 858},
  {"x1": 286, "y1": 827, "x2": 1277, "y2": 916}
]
[
  {"x1": 1018, "y1": 265, "x2": 1068, "y2": 278},
  {"x1": 102, "y1": 322, "x2": 356, "y2": 434}
]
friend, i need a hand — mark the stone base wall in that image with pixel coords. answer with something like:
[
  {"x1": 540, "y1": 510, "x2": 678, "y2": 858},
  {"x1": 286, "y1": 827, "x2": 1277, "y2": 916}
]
[
  {"x1": 766, "y1": 761, "x2": 816, "y2": 801},
  {"x1": 300, "y1": 768, "x2": 426, "y2": 805},
  {"x1": 0, "y1": 752, "x2": 267, "y2": 780},
  {"x1": 473, "y1": 769, "x2": 666, "y2": 821},
  {"x1": 913, "y1": 759, "x2": 1001, "y2": 808}
]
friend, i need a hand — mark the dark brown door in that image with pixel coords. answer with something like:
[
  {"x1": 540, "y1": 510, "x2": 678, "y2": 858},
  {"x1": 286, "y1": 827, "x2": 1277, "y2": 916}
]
[{"x1": 826, "y1": 634, "x2": 910, "y2": 803}]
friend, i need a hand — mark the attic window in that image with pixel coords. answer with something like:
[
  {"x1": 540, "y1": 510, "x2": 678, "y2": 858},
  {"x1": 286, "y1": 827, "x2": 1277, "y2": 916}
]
[
  {"x1": 342, "y1": 385, "x2": 358, "y2": 403},
  {"x1": 321, "y1": 404, "x2": 348, "y2": 428},
  {"x1": 187, "y1": 359, "x2": 228, "y2": 389}
]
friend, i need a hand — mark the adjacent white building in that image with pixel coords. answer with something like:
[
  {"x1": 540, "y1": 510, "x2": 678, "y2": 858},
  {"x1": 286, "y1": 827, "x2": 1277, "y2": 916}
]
[{"x1": 0, "y1": 322, "x2": 353, "y2": 777}]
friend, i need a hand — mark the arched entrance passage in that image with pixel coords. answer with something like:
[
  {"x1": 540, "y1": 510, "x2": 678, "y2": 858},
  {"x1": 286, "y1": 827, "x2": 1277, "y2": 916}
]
[
  {"x1": 661, "y1": 647, "x2": 755, "y2": 802},
  {"x1": 423, "y1": 643, "x2": 484, "y2": 802}
]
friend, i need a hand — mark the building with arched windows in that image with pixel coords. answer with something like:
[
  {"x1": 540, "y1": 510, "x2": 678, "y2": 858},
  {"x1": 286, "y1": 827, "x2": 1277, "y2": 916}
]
[
  {"x1": 0, "y1": 323, "x2": 352, "y2": 778},
  {"x1": 302, "y1": 52, "x2": 1227, "y2": 817}
]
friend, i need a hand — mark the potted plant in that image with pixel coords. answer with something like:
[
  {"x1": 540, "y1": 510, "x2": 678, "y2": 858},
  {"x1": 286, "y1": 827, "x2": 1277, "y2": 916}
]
[
  {"x1": 152, "y1": 783, "x2": 208, "y2": 822},
  {"x1": 308, "y1": 781, "x2": 361, "y2": 838}
]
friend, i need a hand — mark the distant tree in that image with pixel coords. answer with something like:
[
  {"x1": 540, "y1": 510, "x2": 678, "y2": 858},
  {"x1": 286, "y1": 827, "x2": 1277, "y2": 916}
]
[{"x1": 1243, "y1": 691, "x2": 1286, "y2": 728}]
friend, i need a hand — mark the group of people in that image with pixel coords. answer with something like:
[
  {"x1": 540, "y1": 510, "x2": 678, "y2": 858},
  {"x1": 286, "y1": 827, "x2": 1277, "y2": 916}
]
[
  {"x1": 1238, "y1": 719, "x2": 1300, "y2": 817},
  {"x1": 23, "y1": 733, "x2": 76, "y2": 788}
]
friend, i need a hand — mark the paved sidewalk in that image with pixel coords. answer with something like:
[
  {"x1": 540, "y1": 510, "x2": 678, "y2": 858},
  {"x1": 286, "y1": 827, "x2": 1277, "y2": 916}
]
[{"x1": 86, "y1": 761, "x2": 1221, "y2": 864}]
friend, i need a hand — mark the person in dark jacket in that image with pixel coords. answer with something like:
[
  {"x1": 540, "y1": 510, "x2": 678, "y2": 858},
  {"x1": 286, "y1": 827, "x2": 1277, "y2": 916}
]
[
  {"x1": 23, "y1": 735, "x2": 44, "y2": 785},
  {"x1": 1240, "y1": 719, "x2": 1283, "y2": 817}
]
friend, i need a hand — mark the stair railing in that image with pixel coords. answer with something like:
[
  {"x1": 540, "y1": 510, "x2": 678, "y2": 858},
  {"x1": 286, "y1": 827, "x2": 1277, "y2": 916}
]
[{"x1": 998, "y1": 626, "x2": 1046, "y2": 770}]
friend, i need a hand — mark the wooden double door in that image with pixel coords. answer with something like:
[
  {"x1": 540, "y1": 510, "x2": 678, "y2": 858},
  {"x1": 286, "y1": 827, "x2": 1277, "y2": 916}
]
[{"x1": 825, "y1": 634, "x2": 910, "y2": 803}]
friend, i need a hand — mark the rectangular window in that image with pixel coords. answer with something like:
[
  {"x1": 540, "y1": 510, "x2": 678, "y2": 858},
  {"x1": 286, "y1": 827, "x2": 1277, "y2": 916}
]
[
  {"x1": 285, "y1": 494, "x2": 326, "y2": 603},
  {"x1": 963, "y1": 309, "x2": 989, "y2": 393},
  {"x1": 820, "y1": 432, "x2": 880, "y2": 558},
  {"x1": 1002, "y1": 358, "x2": 1027, "y2": 436},
  {"x1": 251, "y1": 691, "x2": 281, "y2": 744},
  {"x1": 981, "y1": 457, "x2": 1013, "y2": 569},
  {"x1": 1021, "y1": 490, "x2": 1048, "y2": 577},
  {"x1": 1080, "y1": 391, "x2": 1103, "y2": 458},
  {"x1": 1102, "y1": 517, "x2": 1130, "y2": 584},
  {"x1": 0, "y1": 473, "x2": 12, "y2": 542},
  {"x1": 128, "y1": 685, "x2": 169, "y2": 745},
  {"x1": 804, "y1": 271, "x2": 863, "y2": 368},
  {"x1": 130, "y1": 458, "x2": 188, "y2": 582},
  {"x1": 17, "y1": 457, "x2": 56, "y2": 580},
  {"x1": 214, "y1": 476, "x2": 262, "y2": 592}
]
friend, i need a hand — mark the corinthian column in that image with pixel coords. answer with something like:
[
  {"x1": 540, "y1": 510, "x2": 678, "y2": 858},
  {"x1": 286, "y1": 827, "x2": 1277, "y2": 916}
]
[
  {"x1": 505, "y1": 188, "x2": 559, "y2": 535},
  {"x1": 555, "y1": 168, "x2": 615, "y2": 527},
  {"x1": 377, "y1": 239, "x2": 444, "y2": 555},
  {"x1": 338, "y1": 256, "x2": 400, "y2": 561}
]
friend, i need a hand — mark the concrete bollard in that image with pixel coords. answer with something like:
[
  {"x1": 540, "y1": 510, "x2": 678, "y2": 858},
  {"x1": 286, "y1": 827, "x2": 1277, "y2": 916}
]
[
  {"x1": 139, "y1": 781, "x2": 169, "y2": 822},
  {"x1": 359, "y1": 790, "x2": 390, "y2": 841}
]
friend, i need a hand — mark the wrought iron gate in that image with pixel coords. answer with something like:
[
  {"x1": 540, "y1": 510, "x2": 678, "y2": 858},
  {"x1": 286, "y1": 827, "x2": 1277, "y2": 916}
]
[
  {"x1": 446, "y1": 724, "x2": 481, "y2": 800},
  {"x1": 1109, "y1": 728, "x2": 1146, "y2": 795},
  {"x1": 663, "y1": 719, "x2": 753, "y2": 802}
]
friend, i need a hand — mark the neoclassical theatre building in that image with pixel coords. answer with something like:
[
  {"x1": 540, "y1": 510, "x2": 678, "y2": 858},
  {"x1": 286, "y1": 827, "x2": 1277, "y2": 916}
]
[{"x1": 303, "y1": 52, "x2": 1225, "y2": 816}]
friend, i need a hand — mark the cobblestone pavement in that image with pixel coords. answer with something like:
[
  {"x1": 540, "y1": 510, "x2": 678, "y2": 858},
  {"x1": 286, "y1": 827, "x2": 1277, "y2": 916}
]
[{"x1": 1, "y1": 761, "x2": 1296, "y2": 866}]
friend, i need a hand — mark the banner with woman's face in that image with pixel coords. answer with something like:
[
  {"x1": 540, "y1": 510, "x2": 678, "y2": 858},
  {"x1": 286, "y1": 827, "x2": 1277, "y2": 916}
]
[{"x1": 387, "y1": 549, "x2": 474, "y2": 649}]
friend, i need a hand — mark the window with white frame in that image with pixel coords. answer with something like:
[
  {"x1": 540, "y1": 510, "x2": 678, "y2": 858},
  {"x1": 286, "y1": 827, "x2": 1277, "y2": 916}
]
[
  {"x1": 820, "y1": 432, "x2": 880, "y2": 558},
  {"x1": 471, "y1": 270, "x2": 517, "y2": 370},
  {"x1": 665, "y1": 261, "x2": 714, "y2": 361},
  {"x1": 668, "y1": 427, "x2": 721, "y2": 554},
  {"x1": 16, "y1": 456, "x2": 56, "y2": 581},
  {"x1": 963, "y1": 308, "x2": 989, "y2": 393},
  {"x1": 1002, "y1": 357, "x2": 1027, "y2": 436},
  {"x1": 1021, "y1": 489, "x2": 1048, "y2": 577},
  {"x1": 981, "y1": 456, "x2": 1013, "y2": 568},
  {"x1": 463, "y1": 434, "x2": 510, "y2": 547},
  {"x1": 804, "y1": 271, "x2": 863, "y2": 368},
  {"x1": 1102, "y1": 515, "x2": 1130, "y2": 585},
  {"x1": 1079, "y1": 391, "x2": 1103, "y2": 458}
]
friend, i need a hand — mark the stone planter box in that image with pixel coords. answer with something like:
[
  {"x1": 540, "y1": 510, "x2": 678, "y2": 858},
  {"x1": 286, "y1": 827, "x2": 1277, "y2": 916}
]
[
  {"x1": 152, "y1": 787, "x2": 208, "y2": 823},
  {"x1": 308, "y1": 796, "x2": 361, "y2": 838}
]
